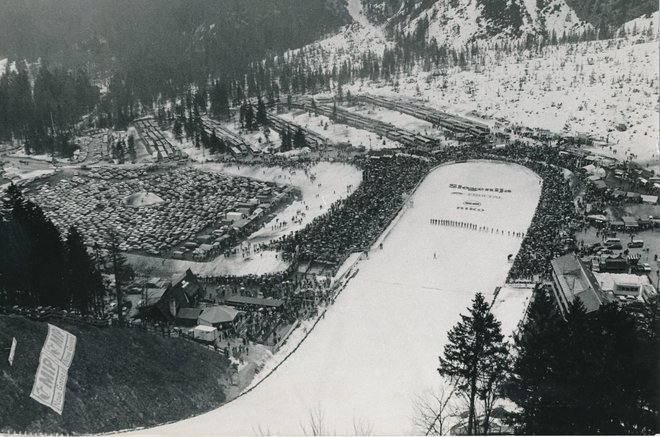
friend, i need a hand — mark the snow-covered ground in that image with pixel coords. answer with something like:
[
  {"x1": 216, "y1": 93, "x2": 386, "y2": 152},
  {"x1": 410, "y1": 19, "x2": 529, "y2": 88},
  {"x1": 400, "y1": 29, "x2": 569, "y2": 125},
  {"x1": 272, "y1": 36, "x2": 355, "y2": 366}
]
[
  {"x1": 131, "y1": 160, "x2": 541, "y2": 435},
  {"x1": 202, "y1": 162, "x2": 362, "y2": 245},
  {"x1": 278, "y1": 0, "x2": 390, "y2": 70},
  {"x1": 1, "y1": 154, "x2": 56, "y2": 190},
  {"x1": 401, "y1": 0, "x2": 590, "y2": 48},
  {"x1": 0, "y1": 58, "x2": 17, "y2": 77},
  {"x1": 342, "y1": 103, "x2": 438, "y2": 135},
  {"x1": 126, "y1": 162, "x2": 362, "y2": 277},
  {"x1": 350, "y1": 37, "x2": 659, "y2": 172},
  {"x1": 490, "y1": 284, "x2": 535, "y2": 340},
  {"x1": 278, "y1": 109, "x2": 401, "y2": 150}
]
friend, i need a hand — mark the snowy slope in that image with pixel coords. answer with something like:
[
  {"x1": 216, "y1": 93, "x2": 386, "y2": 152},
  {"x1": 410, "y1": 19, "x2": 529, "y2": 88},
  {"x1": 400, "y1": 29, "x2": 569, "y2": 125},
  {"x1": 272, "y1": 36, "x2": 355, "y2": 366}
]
[
  {"x1": 363, "y1": 38, "x2": 658, "y2": 169},
  {"x1": 280, "y1": 0, "x2": 390, "y2": 69},
  {"x1": 0, "y1": 58, "x2": 17, "y2": 77},
  {"x1": 131, "y1": 161, "x2": 541, "y2": 436},
  {"x1": 388, "y1": 0, "x2": 590, "y2": 47}
]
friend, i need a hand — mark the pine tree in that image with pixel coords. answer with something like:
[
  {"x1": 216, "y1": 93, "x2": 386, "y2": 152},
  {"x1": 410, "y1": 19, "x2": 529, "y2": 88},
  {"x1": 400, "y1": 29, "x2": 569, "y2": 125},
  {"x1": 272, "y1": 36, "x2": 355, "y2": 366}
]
[
  {"x1": 280, "y1": 129, "x2": 290, "y2": 152},
  {"x1": 293, "y1": 127, "x2": 306, "y2": 149},
  {"x1": 506, "y1": 290, "x2": 658, "y2": 434},
  {"x1": 438, "y1": 292, "x2": 508, "y2": 435},
  {"x1": 256, "y1": 96, "x2": 268, "y2": 126},
  {"x1": 109, "y1": 232, "x2": 128, "y2": 320},
  {"x1": 127, "y1": 135, "x2": 136, "y2": 162},
  {"x1": 173, "y1": 118, "x2": 183, "y2": 141},
  {"x1": 65, "y1": 226, "x2": 103, "y2": 315},
  {"x1": 245, "y1": 103, "x2": 255, "y2": 130},
  {"x1": 210, "y1": 129, "x2": 219, "y2": 154}
]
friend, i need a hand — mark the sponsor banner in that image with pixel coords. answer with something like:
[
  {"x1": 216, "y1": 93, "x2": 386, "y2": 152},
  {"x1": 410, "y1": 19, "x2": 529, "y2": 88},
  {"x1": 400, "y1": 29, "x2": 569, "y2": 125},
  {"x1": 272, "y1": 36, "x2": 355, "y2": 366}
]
[
  {"x1": 30, "y1": 353, "x2": 69, "y2": 415},
  {"x1": 8, "y1": 337, "x2": 17, "y2": 366},
  {"x1": 42, "y1": 324, "x2": 76, "y2": 368}
]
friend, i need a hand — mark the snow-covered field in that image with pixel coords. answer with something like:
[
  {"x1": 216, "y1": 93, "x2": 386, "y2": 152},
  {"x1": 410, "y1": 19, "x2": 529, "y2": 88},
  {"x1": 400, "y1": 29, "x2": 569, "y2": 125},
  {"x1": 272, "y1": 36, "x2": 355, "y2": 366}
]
[
  {"x1": 131, "y1": 160, "x2": 541, "y2": 435},
  {"x1": 278, "y1": 109, "x2": 401, "y2": 150},
  {"x1": 126, "y1": 162, "x2": 362, "y2": 277},
  {"x1": 342, "y1": 103, "x2": 438, "y2": 135}
]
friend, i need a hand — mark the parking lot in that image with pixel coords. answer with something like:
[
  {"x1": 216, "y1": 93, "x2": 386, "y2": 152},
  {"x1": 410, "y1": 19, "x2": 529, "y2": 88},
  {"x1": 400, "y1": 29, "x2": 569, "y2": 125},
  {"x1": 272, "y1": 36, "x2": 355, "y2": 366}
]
[{"x1": 26, "y1": 165, "x2": 291, "y2": 259}]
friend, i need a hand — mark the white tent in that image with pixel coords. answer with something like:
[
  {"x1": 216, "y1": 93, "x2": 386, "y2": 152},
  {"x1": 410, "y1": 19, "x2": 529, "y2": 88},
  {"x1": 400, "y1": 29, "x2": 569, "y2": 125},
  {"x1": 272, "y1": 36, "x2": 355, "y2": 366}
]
[
  {"x1": 641, "y1": 195, "x2": 658, "y2": 204},
  {"x1": 192, "y1": 325, "x2": 218, "y2": 342}
]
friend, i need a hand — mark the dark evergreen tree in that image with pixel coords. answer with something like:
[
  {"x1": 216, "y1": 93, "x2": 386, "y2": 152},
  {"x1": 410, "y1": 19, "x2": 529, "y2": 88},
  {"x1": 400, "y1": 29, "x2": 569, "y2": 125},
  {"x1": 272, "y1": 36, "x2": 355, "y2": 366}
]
[
  {"x1": 244, "y1": 103, "x2": 255, "y2": 130},
  {"x1": 506, "y1": 290, "x2": 658, "y2": 434},
  {"x1": 127, "y1": 135, "x2": 136, "y2": 162},
  {"x1": 109, "y1": 232, "x2": 129, "y2": 320},
  {"x1": 65, "y1": 226, "x2": 103, "y2": 315},
  {"x1": 256, "y1": 96, "x2": 268, "y2": 127},
  {"x1": 173, "y1": 118, "x2": 183, "y2": 141},
  {"x1": 293, "y1": 127, "x2": 306, "y2": 149},
  {"x1": 438, "y1": 292, "x2": 508, "y2": 435}
]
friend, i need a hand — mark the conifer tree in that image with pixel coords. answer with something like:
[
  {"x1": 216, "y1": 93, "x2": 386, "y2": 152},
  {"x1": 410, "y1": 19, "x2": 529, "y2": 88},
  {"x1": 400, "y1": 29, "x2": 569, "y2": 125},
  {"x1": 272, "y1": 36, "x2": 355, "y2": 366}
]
[
  {"x1": 293, "y1": 127, "x2": 306, "y2": 148},
  {"x1": 173, "y1": 118, "x2": 183, "y2": 141},
  {"x1": 65, "y1": 226, "x2": 103, "y2": 315},
  {"x1": 506, "y1": 290, "x2": 658, "y2": 434},
  {"x1": 245, "y1": 103, "x2": 255, "y2": 130},
  {"x1": 256, "y1": 96, "x2": 268, "y2": 126},
  {"x1": 438, "y1": 292, "x2": 508, "y2": 435}
]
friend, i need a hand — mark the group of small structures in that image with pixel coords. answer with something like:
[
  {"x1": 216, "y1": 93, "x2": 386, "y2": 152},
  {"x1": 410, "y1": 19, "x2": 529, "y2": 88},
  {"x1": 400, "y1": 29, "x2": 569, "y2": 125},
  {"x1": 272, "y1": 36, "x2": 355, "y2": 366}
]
[
  {"x1": 289, "y1": 96, "x2": 441, "y2": 151},
  {"x1": 133, "y1": 269, "x2": 335, "y2": 348},
  {"x1": 265, "y1": 112, "x2": 330, "y2": 149},
  {"x1": 356, "y1": 94, "x2": 491, "y2": 142},
  {"x1": 200, "y1": 116, "x2": 257, "y2": 158},
  {"x1": 27, "y1": 166, "x2": 297, "y2": 259},
  {"x1": 133, "y1": 118, "x2": 181, "y2": 161}
]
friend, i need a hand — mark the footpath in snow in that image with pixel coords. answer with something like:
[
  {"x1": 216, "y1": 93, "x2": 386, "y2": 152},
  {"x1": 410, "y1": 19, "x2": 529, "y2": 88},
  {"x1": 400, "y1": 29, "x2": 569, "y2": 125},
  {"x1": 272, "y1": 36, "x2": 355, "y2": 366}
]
[{"x1": 130, "y1": 160, "x2": 541, "y2": 436}]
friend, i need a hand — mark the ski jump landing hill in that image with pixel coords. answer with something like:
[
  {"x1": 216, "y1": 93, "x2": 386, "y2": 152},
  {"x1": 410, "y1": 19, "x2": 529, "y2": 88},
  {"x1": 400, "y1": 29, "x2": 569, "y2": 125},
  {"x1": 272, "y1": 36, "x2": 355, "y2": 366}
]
[{"x1": 130, "y1": 160, "x2": 542, "y2": 436}]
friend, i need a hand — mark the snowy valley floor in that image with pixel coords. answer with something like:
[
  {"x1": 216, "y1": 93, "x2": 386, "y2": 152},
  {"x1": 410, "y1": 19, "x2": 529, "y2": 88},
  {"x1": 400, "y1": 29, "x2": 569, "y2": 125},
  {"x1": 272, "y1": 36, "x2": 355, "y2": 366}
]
[{"x1": 129, "y1": 160, "x2": 541, "y2": 436}]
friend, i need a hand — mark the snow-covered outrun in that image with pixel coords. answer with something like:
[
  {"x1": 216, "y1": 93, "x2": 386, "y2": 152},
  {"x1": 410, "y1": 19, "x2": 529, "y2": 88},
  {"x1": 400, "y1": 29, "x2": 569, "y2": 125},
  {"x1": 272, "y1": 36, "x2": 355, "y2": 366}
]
[{"x1": 129, "y1": 161, "x2": 541, "y2": 436}]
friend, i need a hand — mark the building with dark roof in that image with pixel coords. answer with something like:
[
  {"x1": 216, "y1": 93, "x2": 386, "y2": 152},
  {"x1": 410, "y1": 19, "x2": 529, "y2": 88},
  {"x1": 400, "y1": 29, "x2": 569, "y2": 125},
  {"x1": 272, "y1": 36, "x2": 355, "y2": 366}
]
[
  {"x1": 550, "y1": 254, "x2": 612, "y2": 317},
  {"x1": 153, "y1": 268, "x2": 205, "y2": 322},
  {"x1": 175, "y1": 307, "x2": 203, "y2": 327}
]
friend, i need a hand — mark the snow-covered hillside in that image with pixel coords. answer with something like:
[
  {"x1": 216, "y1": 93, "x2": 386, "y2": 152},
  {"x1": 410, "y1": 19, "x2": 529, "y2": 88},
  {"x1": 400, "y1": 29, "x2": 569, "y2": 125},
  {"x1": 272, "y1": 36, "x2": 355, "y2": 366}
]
[
  {"x1": 365, "y1": 0, "x2": 593, "y2": 48},
  {"x1": 347, "y1": 34, "x2": 659, "y2": 170},
  {"x1": 0, "y1": 58, "x2": 17, "y2": 77},
  {"x1": 280, "y1": 0, "x2": 391, "y2": 69},
  {"x1": 288, "y1": 4, "x2": 658, "y2": 171},
  {"x1": 396, "y1": 0, "x2": 590, "y2": 47}
]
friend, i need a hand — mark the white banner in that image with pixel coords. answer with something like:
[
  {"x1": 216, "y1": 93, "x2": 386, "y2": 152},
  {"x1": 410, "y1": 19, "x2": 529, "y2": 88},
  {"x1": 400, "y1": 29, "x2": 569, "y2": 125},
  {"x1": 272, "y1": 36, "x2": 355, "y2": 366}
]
[
  {"x1": 8, "y1": 337, "x2": 16, "y2": 366},
  {"x1": 42, "y1": 324, "x2": 76, "y2": 368},
  {"x1": 29, "y1": 352, "x2": 69, "y2": 415}
]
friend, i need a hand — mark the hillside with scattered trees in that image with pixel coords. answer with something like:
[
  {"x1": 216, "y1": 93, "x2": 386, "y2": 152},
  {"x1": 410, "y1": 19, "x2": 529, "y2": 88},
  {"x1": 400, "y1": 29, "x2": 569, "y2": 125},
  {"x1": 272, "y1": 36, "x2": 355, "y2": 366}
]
[{"x1": 564, "y1": 0, "x2": 658, "y2": 27}]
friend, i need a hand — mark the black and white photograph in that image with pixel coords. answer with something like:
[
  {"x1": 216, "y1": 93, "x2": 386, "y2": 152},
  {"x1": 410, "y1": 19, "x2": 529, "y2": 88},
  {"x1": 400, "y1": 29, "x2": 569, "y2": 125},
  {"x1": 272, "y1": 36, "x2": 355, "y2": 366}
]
[{"x1": 0, "y1": 0, "x2": 658, "y2": 435}]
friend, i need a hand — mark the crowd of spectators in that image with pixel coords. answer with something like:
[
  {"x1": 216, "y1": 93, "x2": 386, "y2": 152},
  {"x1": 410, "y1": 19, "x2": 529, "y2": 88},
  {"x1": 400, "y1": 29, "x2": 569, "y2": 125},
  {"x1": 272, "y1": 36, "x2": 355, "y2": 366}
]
[
  {"x1": 270, "y1": 155, "x2": 433, "y2": 266},
  {"x1": 258, "y1": 142, "x2": 580, "y2": 283},
  {"x1": 488, "y1": 145, "x2": 579, "y2": 281},
  {"x1": 198, "y1": 270, "x2": 334, "y2": 343}
]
